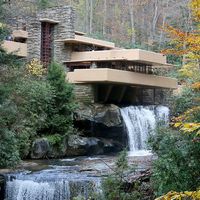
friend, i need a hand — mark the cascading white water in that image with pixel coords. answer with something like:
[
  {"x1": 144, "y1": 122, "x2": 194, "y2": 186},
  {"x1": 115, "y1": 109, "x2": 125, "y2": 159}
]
[
  {"x1": 6, "y1": 180, "x2": 70, "y2": 200},
  {"x1": 5, "y1": 167, "x2": 101, "y2": 200},
  {"x1": 156, "y1": 105, "x2": 170, "y2": 125},
  {"x1": 120, "y1": 105, "x2": 169, "y2": 156}
]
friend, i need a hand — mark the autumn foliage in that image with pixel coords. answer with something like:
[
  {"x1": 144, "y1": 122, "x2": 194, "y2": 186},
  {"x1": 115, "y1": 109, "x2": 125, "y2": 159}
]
[
  {"x1": 162, "y1": 26, "x2": 200, "y2": 59},
  {"x1": 163, "y1": 0, "x2": 200, "y2": 138},
  {"x1": 155, "y1": 1, "x2": 200, "y2": 199},
  {"x1": 156, "y1": 190, "x2": 200, "y2": 200}
]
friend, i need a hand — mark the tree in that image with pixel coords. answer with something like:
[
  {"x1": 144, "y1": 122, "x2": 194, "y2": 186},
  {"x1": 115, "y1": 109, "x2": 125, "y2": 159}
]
[
  {"x1": 47, "y1": 62, "x2": 75, "y2": 135},
  {"x1": 101, "y1": 150, "x2": 142, "y2": 200},
  {"x1": 164, "y1": 0, "x2": 200, "y2": 137},
  {"x1": 151, "y1": 0, "x2": 200, "y2": 198}
]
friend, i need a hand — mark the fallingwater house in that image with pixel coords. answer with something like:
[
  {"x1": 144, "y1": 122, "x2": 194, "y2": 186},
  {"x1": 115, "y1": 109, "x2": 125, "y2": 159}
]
[
  {"x1": 0, "y1": 7, "x2": 179, "y2": 199},
  {"x1": 2, "y1": 6, "x2": 177, "y2": 106}
]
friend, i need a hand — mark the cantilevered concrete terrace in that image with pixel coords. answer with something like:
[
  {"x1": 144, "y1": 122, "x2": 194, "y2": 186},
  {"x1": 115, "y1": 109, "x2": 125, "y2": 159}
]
[
  {"x1": 12, "y1": 30, "x2": 28, "y2": 39},
  {"x1": 63, "y1": 39, "x2": 177, "y2": 90},
  {"x1": 64, "y1": 49, "x2": 170, "y2": 67},
  {"x1": 2, "y1": 40, "x2": 27, "y2": 57},
  {"x1": 58, "y1": 35, "x2": 115, "y2": 49},
  {"x1": 67, "y1": 68, "x2": 177, "y2": 89},
  {"x1": 1, "y1": 30, "x2": 28, "y2": 57}
]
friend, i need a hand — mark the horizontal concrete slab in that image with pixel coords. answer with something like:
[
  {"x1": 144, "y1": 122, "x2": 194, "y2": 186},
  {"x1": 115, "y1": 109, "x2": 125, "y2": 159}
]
[
  {"x1": 64, "y1": 49, "x2": 171, "y2": 67},
  {"x1": 75, "y1": 31, "x2": 86, "y2": 36},
  {"x1": 13, "y1": 30, "x2": 28, "y2": 39},
  {"x1": 59, "y1": 35, "x2": 115, "y2": 49},
  {"x1": 2, "y1": 41, "x2": 27, "y2": 57},
  {"x1": 39, "y1": 18, "x2": 60, "y2": 24},
  {"x1": 67, "y1": 68, "x2": 177, "y2": 89}
]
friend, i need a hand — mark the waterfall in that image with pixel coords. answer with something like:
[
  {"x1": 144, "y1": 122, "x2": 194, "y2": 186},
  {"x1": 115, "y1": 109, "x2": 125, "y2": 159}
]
[
  {"x1": 120, "y1": 105, "x2": 169, "y2": 156},
  {"x1": 6, "y1": 180, "x2": 70, "y2": 200},
  {"x1": 5, "y1": 168, "x2": 101, "y2": 200}
]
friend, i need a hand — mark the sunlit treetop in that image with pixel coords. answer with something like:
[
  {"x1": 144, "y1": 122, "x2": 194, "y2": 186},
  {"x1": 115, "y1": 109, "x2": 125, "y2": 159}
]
[
  {"x1": 162, "y1": 0, "x2": 200, "y2": 58},
  {"x1": 190, "y1": 0, "x2": 200, "y2": 21}
]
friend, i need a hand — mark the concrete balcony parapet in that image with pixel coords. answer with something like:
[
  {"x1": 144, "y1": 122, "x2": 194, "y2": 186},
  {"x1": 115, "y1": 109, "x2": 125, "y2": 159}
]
[
  {"x1": 2, "y1": 41, "x2": 27, "y2": 57},
  {"x1": 66, "y1": 68, "x2": 177, "y2": 89}
]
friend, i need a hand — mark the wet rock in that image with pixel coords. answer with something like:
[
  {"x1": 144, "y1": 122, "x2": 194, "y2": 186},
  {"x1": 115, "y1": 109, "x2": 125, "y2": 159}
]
[
  {"x1": 0, "y1": 174, "x2": 5, "y2": 200},
  {"x1": 66, "y1": 135, "x2": 123, "y2": 156},
  {"x1": 66, "y1": 135, "x2": 88, "y2": 156},
  {"x1": 31, "y1": 138, "x2": 50, "y2": 159},
  {"x1": 93, "y1": 104, "x2": 122, "y2": 127},
  {"x1": 86, "y1": 137, "x2": 104, "y2": 155},
  {"x1": 74, "y1": 103, "x2": 122, "y2": 127},
  {"x1": 47, "y1": 137, "x2": 68, "y2": 159},
  {"x1": 30, "y1": 134, "x2": 124, "y2": 159},
  {"x1": 102, "y1": 139, "x2": 123, "y2": 153},
  {"x1": 74, "y1": 103, "x2": 127, "y2": 146},
  {"x1": 66, "y1": 135, "x2": 104, "y2": 156},
  {"x1": 30, "y1": 136, "x2": 98, "y2": 159}
]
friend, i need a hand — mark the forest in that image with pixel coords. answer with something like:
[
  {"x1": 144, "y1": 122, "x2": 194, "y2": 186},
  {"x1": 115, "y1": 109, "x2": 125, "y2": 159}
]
[
  {"x1": 0, "y1": 0, "x2": 200, "y2": 199},
  {"x1": 4, "y1": 0, "x2": 196, "y2": 52}
]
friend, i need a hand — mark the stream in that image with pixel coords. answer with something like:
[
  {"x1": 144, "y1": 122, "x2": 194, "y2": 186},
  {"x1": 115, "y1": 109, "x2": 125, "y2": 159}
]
[
  {"x1": 2, "y1": 105, "x2": 169, "y2": 200},
  {"x1": 3, "y1": 155, "x2": 153, "y2": 200}
]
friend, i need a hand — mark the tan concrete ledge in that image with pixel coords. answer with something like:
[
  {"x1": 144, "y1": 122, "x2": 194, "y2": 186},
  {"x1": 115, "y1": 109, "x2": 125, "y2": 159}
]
[
  {"x1": 64, "y1": 49, "x2": 170, "y2": 66},
  {"x1": 2, "y1": 41, "x2": 27, "y2": 57},
  {"x1": 13, "y1": 30, "x2": 28, "y2": 39},
  {"x1": 59, "y1": 35, "x2": 115, "y2": 49},
  {"x1": 39, "y1": 18, "x2": 60, "y2": 24},
  {"x1": 75, "y1": 31, "x2": 86, "y2": 36},
  {"x1": 67, "y1": 68, "x2": 177, "y2": 89}
]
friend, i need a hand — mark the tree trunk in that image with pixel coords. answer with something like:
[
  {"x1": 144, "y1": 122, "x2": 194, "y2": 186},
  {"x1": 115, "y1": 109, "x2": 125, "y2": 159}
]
[
  {"x1": 128, "y1": 0, "x2": 136, "y2": 45},
  {"x1": 85, "y1": 0, "x2": 89, "y2": 33},
  {"x1": 159, "y1": 0, "x2": 169, "y2": 49},
  {"x1": 152, "y1": 0, "x2": 159, "y2": 41},
  {"x1": 89, "y1": 0, "x2": 93, "y2": 34},
  {"x1": 103, "y1": 0, "x2": 107, "y2": 35}
]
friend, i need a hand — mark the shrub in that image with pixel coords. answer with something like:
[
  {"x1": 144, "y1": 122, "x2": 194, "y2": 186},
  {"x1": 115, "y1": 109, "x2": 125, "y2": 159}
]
[
  {"x1": 46, "y1": 134, "x2": 62, "y2": 146},
  {"x1": 170, "y1": 86, "x2": 197, "y2": 116},
  {"x1": 148, "y1": 127, "x2": 200, "y2": 197},
  {"x1": 0, "y1": 101, "x2": 20, "y2": 167},
  {"x1": 15, "y1": 78, "x2": 54, "y2": 134},
  {"x1": 100, "y1": 151, "x2": 142, "y2": 200},
  {"x1": 0, "y1": 130, "x2": 20, "y2": 168},
  {"x1": 0, "y1": 60, "x2": 76, "y2": 167}
]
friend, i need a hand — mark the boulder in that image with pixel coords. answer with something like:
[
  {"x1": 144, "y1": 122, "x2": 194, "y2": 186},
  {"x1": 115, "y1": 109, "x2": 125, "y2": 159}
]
[
  {"x1": 47, "y1": 137, "x2": 68, "y2": 159},
  {"x1": 30, "y1": 135, "x2": 123, "y2": 158},
  {"x1": 66, "y1": 135, "x2": 123, "y2": 156},
  {"x1": 93, "y1": 104, "x2": 122, "y2": 127},
  {"x1": 66, "y1": 135, "x2": 104, "y2": 156},
  {"x1": 74, "y1": 103, "x2": 122, "y2": 127},
  {"x1": 66, "y1": 135, "x2": 89, "y2": 156},
  {"x1": 74, "y1": 103, "x2": 127, "y2": 146},
  {"x1": 101, "y1": 138, "x2": 123, "y2": 153},
  {"x1": 30, "y1": 138, "x2": 50, "y2": 159}
]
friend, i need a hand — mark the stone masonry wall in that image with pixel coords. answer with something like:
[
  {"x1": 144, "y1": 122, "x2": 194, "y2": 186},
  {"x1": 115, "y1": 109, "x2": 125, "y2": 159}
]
[
  {"x1": 73, "y1": 84, "x2": 95, "y2": 104},
  {"x1": 155, "y1": 88, "x2": 173, "y2": 106},
  {"x1": 142, "y1": 88, "x2": 172, "y2": 105},
  {"x1": 27, "y1": 6, "x2": 75, "y2": 62},
  {"x1": 72, "y1": 85, "x2": 171, "y2": 105}
]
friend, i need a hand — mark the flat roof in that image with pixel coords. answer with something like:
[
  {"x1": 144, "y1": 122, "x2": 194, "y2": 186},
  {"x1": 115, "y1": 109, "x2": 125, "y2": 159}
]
[
  {"x1": 64, "y1": 49, "x2": 170, "y2": 66},
  {"x1": 67, "y1": 68, "x2": 177, "y2": 89},
  {"x1": 58, "y1": 35, "x2": 115, "y2": 49}
]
